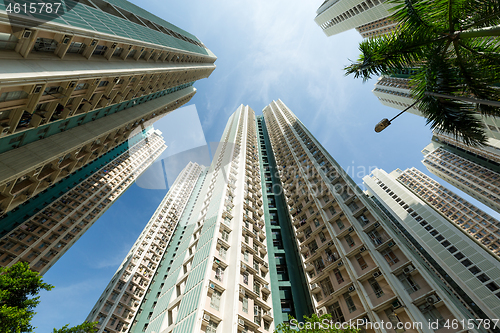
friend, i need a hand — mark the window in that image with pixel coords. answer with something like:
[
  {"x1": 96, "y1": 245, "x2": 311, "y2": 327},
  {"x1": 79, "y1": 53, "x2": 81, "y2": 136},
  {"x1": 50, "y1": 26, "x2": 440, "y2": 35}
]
[
  {"x1": 308, "y1": 240, "x2": 318, "y2": 254},
  {"x1": 344, "y1": 292, "x2": 356, "y2": 313},
  {"x1": 254, "y1": 305, "x2": 262, "y2": 326},
  {"x1": 254, "y1": 281, "x2": 260, "y2": 295},
  {"x1": 318, "y1": 231, "x2": 327, "y2": 243},
  {"x1": 355, "y1": 254, "x2": 368, "y2": 270},
  {"x1": 348, "y1": 202, "x2": 359, "y2": 212},
  {"x1": 441, "y1": 241, "x2": 451, "y2": 247},
  {"x1": 313, "y1": 218, "x2": 320, "y2": 227},
  {"x1": 345, "y1": 235, "x2": 355, "y2": 247},
  {"x1": 469, "y1": 266, "x2": 481, "y2": 275},
  {"x1": 329, "y1": 206, "x2": 336, "y2": 216},
  {"x1": 381, "y1": 248, "x2": 399, "y2": 266},
  {"x1": 368, "y1": 278, "x2": 384, "y2": 298},
  {"x1": 221, "y1": 230, "x2": 229, "y2": 242},
  {"x1": 460, "y1": 259, "x2": 472, "y2": 267},
  {"x1": 398, "y1": 273, "x2": 420, "y2": 294},
  {"x1": 219, "y1": 246, "x2": 227, "y2": 259},
  {"x1": 243, "y1": 272, "x2": 249, "y2": 285},
  {"x1": 206, "y1": 320, "x2": 218, "y2": 333},
  {"x1": 486, "y1": 282, "x2": 500, "y2": 292},
  {"x1": 210, "y1": 290, "x2": 222, "y2": 311},
  {"x1": 477, "y1": 274, "x2": 490, "y2": 283},
  {"x1": 215, "y1": 267, "x2": 224, "y2": 282},
  {"x1": 418, "y1": 304, "x2": 444, "y2": 328},
  {"x1": 336, "y1": 219, "x2": 344, "y2": 230},
  {"x1": 320, "y1": 278, "x2": 334, "y2": 295},
  {"x1": 334, "y1": 268, "x2": 344, "y2": 284},
  {"x1": 242, "y1": 296, "x2": 248, "y2": 313},
  {"x1": 327, "y1": 302, "x2": 345, "y2": 323},
  {"x1": 244, "y1": 251, "x2": 249, "y2": 262}
]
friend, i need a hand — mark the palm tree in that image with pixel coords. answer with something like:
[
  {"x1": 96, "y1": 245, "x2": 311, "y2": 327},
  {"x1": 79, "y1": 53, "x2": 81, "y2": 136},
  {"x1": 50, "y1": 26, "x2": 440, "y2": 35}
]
[{"x1": 344, "y1": 0, "x2": 500, "y2": 145}]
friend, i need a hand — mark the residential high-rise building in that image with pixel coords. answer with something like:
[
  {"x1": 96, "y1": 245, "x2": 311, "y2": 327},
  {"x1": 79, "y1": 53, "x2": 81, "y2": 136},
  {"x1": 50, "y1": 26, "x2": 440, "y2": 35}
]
[
  {"x1": 315, "y1": 0, "x2": 396, "y2": 37},
  {"x1": 264, "y1": 100, "x2": 487, "y2": 330},
  {"x1": 86, "y1": 162, "x2": 203, "y2": 333},
  {"x1": 422, "y1": 136, "x2": 500, "y2": 214},
  {"x1": 0, "y1": 127, "x2": 166, "y2": 274},
  {"x1": 90, "y1": 100, "x2": 493, "y2": 333},
  {"x1": 364, "y1": 168, "x2": 500, "y2": 322},
  {"x1": 0, "y1": 0, "x2": 216, "y2": 214},
  {"x1": 396, "y1": 167, "x2": 500, "y2": 258}
]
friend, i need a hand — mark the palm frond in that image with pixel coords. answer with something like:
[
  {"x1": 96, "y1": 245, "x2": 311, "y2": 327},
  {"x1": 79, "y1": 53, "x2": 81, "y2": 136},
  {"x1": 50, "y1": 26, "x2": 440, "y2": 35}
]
[
  {"x1": 411, "y1": 47, "x2": 488, "y2": 145},
  {"x1": 458, "y1": 0, "x2": 500, "y2": 30},
  {"x1": 344, "y1": 29, "x2": 439, "y2": 81}
]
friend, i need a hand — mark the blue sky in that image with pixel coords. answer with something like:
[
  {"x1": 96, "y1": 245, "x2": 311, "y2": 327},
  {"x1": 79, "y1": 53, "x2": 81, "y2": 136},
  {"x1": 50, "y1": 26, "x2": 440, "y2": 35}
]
[{"x1": 32, "y1": 0, "x2": 500, "y2": 331}]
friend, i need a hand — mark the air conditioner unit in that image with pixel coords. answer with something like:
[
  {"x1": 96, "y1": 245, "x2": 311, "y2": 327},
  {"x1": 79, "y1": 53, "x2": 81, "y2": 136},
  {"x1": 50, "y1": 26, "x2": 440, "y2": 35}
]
[
  {"x1": 238, "y1": 319, "x2": 245, "y2": 326},
  {"x1": 62, "y1": 35, "x2": 71, "y2": 44},
  {"x1": 318, "y1": 307, "x2": 327, "y2": 316},
  {"x1": 263, "y1": 262, "x2": 268, "y2": 268},
  {"x1": 111, "y1": 43, "x2": 117, "y2": 49},
  {"x1": 209, "y1": 283, "x2": 215, "y2": 289},
  {"x1": 348, "y1": 227, "x2": 354, "y2": 232},
  {"x1": 388, "y1": 241, "x2": 395, "y2": 247},
  {"x1": 327, "y1": 241, "x2": 333, "y2": 246},
  {"x1": 426, "y1": 295, "x2": 440, "y2": 305},
  {"x1": 94, "y1": 78, "x2": 100, "y2": 85},
  {"x1": 1, "y1": 126, "x2": 10, "y2": 136},
  {"x1": 337, "y1": 261, "x2": 343, "y2": 267},
  {"x1": 311, "y1": 283, "x2": 319, "y2": 289},
  {"x1": 69, "y1": 81, "x2": 76, "y2": 88},
  {"x1": 203, "y1": 314, "x2": 211, "y2": 322},
  {"x1": 241, "y1": 263, "x2": 247, "y2": 270},
  {"x1": 360, "y1": 246, "x2": 366, "y2": 252},
  {"x1": 23, "y1": 29, "x2": 32, "y2": 38},
  {"x1": 33, "y1": 85, "x2": 43, "y2": 94},
  {"x1": 374, "y1": 222, "x2": 380, "y2": 228},
  {"x1": 372, "y1": 271, "x2": 382, "y2": 278},
  {"x1": 348, "y1": 286, "x2": 355, "y2": 292},
  {"x1": 90, "y1": 39, "x2": 97, "y2": 46},
  {"x1": 403, "y1": 265, "x2": 415, "y2": 275},
  {"x1": 239, "y1": 288, "x2": 245, "y2": 296}
]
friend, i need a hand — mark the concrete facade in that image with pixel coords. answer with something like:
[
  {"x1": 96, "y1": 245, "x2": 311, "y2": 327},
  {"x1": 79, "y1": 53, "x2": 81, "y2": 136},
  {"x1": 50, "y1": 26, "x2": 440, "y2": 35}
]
[
  {"x1": 364, "y1": 168, "x2": 500, "y2": 321},
  {"x1": 87, "y1": 162, "x2": 203, "y2": 333},
  {"x1": 315, "y1": 0, "x2": 395, "y2": 37},
  {"x1": 396, "y1": 167, "x2": 500, "y2": 258},
  {"x1": 0, "y1": 127, "x2": 166, "y2": 274},
  {"x1": 0, "y1": 0, "x2": 216, "y2": 214}
]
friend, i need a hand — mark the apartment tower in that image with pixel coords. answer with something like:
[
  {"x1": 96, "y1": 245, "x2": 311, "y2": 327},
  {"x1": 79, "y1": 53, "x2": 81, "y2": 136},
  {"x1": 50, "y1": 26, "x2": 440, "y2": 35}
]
[
  {"x1": 363, "y1": 168, "x2": 500, "y2": 322},
  {"x1": 315, "y1": 0, "x2": 396, "y2": 37},
  {"x1": 422, "y1": 135, "x2": 500, "y2": 214},
  {"x1": 87, "y1": 162, "x2": 203, "y2": 333},
  {"x1": 397, "y1": 167, "x2": 500, "y2": 258},
  {"x1": 89, "y1": 100, "x2": 496, "y2": 333},
  {"x1": 263, "y1": 100, "x2": 489, "y2": 331},
  {"x1": 0, "y1": 0, "x2": 216, "y2": 216},
  {"x1": 0, "y1": 127, "x2": 166, "y2": 274}
]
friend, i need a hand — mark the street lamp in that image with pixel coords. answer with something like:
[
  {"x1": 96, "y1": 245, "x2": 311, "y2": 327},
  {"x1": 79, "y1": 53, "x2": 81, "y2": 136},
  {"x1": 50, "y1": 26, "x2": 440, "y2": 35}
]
[
  {"x1": 374, "y1": 93, "x2": 500, "y2": 133},
  {"x1": 374, "y1": 100, "x2": 419, "y2": 133}
]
